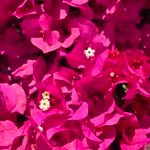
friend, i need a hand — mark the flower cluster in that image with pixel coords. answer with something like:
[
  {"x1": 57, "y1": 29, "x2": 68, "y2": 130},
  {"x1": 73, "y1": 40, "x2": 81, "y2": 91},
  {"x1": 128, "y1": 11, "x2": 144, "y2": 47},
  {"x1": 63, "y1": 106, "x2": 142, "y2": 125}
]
[{"x1": 0, "y1": 0, "x2": 150, "y2": 149}]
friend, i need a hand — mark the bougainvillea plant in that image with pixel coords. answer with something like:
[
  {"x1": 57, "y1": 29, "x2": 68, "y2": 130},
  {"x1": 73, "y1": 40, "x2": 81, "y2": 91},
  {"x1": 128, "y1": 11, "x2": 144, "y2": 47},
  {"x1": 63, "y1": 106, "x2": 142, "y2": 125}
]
[{"x1": 0, "y1": 0, "x2": 150, "y2": 149}]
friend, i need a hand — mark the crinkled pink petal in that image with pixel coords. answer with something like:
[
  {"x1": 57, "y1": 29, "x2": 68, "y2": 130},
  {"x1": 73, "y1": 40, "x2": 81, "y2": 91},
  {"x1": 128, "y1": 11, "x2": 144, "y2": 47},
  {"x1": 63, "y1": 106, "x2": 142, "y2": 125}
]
[
  {"x1": 92, "y1": 50, "x2": 109, "y2": 76},
  {"x1": 64, "y1": 0, "x2": 89, "y2": 5},
  {"x1": 51, "y1": 128, "x2": 81, "y2": 147},
  {"x1": 71, "y1": 0, "x2": 89, "y2": 5},
  {"x1": 0, "y1": 83, "x2": 17, "y2": 115},
  {"x1": 11, "y1": 121, "x2": 31, "y2": 150},
  {"x1": 59, "y1": 139, "x2": 84, "y2": 150},
  {"x1": 36, "y1": 135, "x2": 52, "y2": 149},
  {"x1": 59, "y1": 4, "x2": 68, "y2": 20},
  {"x1": 67, "y1": 88, "x2": 79, "y2": 105},
  {"x1": 99, "y1": 126, "x2": 116, "y2": 149},
  {"x1": 80, "y1": 5, "x2": 94, "y2": 20},
  {"x1": 46, "y1": 127, "x2": 65, "y2": 140},
  {"x1": 137, "y1": 81, "x2": 150, "y2": 96},
  {"x1": 90, "y1": 99, "x2": 115, "y2": 126},
  {"x1": 60, "y1": 9, "x2": 67, "y2": 20},
  {"x1": 12, "y1": 60, "x2": 36, "y2": 77},
  {"x1": 39, "y1": 14, "x2": 52, "y2": 31},
  {"x1": 82, "y1": 125, "x2": 102, "y2": 142},
  {"x1": 20, "y1": 17, "x2": 41, "y2": 38},
  {"x1": 62, "y1": 28, "x2": 80, "y2": 48},
  {"x1": 47, "y1": 31, "x2": 60, "y2": 45},
  {"x1": 90, "y1": 114, "x2": 106, "y2": 127},
  {"x1": 0, "y1": 120, "x2": 21, "y2": 146},
  {"x1": 134, "y1": 129, "x2": 148, "y2": 142},
  {"x1": 30, "y1": 108, "x2": 45, "y2": 125},
  {"x1": 104, "y1": 113, "x2": 124, "y2": 126},
  {"x1": 13, "y1": 0, "x2": 36, "y2": 18},
  {"x1": 33, "y1": 57, "x2": 47, "y2": 83},
  {"x1": 53, "y1": 67, "x2": 79, "y2": 84},
  {"x1": 66, "y1": 42, "x2": 88, "y2": 68},
  {"x1": 120, "y1": 142, "x2": 146, "y2": 150},
  {"x1": 11, "y1": 136, "x2": 23, "y2": 150},
  {"x1": 42, "y1": 113, "x2": 68, "y2": 129},
  {"x1": 94, "y1": 32, "x2": 110, "y2": 47},
  {"x1": 11, "y1": 84, "x2": 27, "y2": 114},
  {"x1": 31, "y1": 37, "x2": 61, "y2": 53},
  {"x1": 0, "y1": 28, "x2": 37, "y2": 58},
  {"x1": 53, "y1": 72, "x2": 70, "y2": 84},
  {"x1": 29, "y1": 80, "x2": 37, "y2": 95},
  {"x1": 31, "y1": 108, "x2": 67, "y2": 126},
  {"x1": 0, "y1": 83, "x2": 26, "y2": 115},
  {"x1": 31, "y1": 38, "x2": 51, "y2": 53},
  {"x1": 69, "y1": 102, "x2": 88, "y2": 120},
  {"x1": 106, "y1": 6, "x2": 116, "y2": 15},
  {"x1": 115, "y1": 105, "x2": 132, "y2": 117},
  {"x1": 17, "y1": 136, "x2": 29, "y2": 150}
]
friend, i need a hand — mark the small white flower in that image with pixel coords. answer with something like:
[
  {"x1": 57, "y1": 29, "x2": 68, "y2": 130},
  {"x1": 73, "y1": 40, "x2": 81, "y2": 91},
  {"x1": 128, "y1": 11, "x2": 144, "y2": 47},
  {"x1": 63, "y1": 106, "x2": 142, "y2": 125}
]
[
  {"x1": 42, "y1": 91, "x2": 50, "y2": 100},
  {"x1": 39, "y1": 99, "x2": 50, "y2": 111},
  {"x1": 110, "y1": 72, "x2": 115, "y2": 77},
  {"x1": 84, "y1": 47, "x2": 95, "y2": 59},
  {"x1": 38, "y1": 125, "x2": 43, "y2": 132}
]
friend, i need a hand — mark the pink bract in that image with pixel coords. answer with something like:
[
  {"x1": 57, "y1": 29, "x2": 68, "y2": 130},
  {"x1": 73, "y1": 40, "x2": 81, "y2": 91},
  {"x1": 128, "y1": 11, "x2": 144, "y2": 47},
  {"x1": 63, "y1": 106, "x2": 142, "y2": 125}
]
[{"x1": 0, "y1": 0, "x2": 150, "y2": 149}]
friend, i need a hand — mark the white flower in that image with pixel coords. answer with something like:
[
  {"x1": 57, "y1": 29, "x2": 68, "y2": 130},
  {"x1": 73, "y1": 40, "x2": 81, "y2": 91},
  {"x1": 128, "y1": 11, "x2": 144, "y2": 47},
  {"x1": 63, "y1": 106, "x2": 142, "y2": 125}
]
[
  {"x1": 39, "y1": 99, "x2": 50, "y2": 111},
  {"x1": 38, "y1": 125, "x2": 44, "y2": 132},
  {"x1": 42, "y1": 91, "x2": 50, "y2": 100},
  {"x1": 109, "y1": 72, "x2": 115, "y2": 77},
  {"x1": 84, "y1": 47, "x2": 95, "y2": 59}
]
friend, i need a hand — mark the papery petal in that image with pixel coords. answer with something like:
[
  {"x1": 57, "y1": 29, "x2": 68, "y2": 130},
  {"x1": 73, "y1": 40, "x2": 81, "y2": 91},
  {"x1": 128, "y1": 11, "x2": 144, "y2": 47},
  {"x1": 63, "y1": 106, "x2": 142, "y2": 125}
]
[
  {"x1": 42, "y1": 113, "x2": 68, "y2": 129},
  {"x1": 30, "y1": 108, "x2": 45, "y2": 125},
  {"x1": 64, "y1": 0, "x2": 89, "y2": 5},
  {"x1": 0, "y1": 83, "x2": 17, "y2": 115},
  {"x1": 99, "y1": 126, "x2": 116, "y2": 149},
  {"x1": 12, "y1": 60, "x2": 36, "y2": 77},
  {"x1": 11, "y1": 84, "x2": 27, "y2": 114},
  {"x1": 69, "y1": 102, "x2": 88, "y2": 120},
  {"x1": 82, "y1": 125, "x2": 101, "y2": 142},
  {"x1": 92, "y1": 50, "x2": 109, "y2": 76},
  {"x1": 104, "y1": 113, "x2": 123, "y2": 126},
  {"x1": 33, "y1": 57, "x2": 47, "y2": 83},
  {"x1": 0, "y1": 120, "x2": 20, "y2": 146},
  {"x1": 21, "y1": 17, "x2": 41, "y2": 38},
  {"x1": 39, "y1": 14, "x2": 52, "y2": 31},
  {"x1": 59, "y1": 4, "x2": 68, "y2": 20},
  {"x1": 36, "y1": 135, "x2": 52, "y2": 149},
  {"x1": 13, "y1": 0, "x2": 36, "y2": 18},
  {"x1": 31, "y1": 37, "x2": 61, "y2": 53},
  {"x1": 62, "y1": 28, "x2": 80, "y2": 48},
  {"x1": 90, "y1": 99, "x2": 115, "y2": 126},
  {"x1": 59, "y1": 139, "x2": 84, "y2": 150}
]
